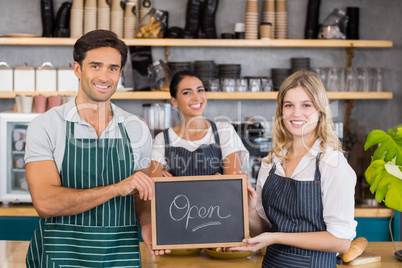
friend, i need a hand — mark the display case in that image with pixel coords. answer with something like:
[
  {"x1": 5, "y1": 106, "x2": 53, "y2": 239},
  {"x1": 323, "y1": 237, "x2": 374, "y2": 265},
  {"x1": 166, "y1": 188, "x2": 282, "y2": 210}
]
[{"x1": 0, "y1": 113, "x2": 39, "y2": 203}]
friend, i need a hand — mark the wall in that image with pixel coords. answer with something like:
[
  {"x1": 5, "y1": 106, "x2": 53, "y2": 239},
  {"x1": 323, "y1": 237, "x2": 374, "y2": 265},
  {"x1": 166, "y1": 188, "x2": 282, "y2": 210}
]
[{"x1": 0, "y1": 0, "x2": 401, "y2": 178}]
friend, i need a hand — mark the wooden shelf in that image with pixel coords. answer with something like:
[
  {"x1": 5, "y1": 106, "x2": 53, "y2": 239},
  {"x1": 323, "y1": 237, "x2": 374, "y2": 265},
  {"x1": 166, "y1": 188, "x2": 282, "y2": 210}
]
[
  {"x1": 0, "y1": 37, "x2": 393, "y2": 48},
  {"x1": 0, "y1": 91, "x2": 393, "y2": 100}
]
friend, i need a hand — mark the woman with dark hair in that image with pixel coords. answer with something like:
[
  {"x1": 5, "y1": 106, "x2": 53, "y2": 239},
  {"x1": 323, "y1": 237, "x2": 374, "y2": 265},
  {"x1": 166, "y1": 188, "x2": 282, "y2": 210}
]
[
  {"x1": 150, "y1": 70, "x2": 249, "y2": 177},
  {"x1": 231, "y1": 71, "x2": 357, "y2": 267}
]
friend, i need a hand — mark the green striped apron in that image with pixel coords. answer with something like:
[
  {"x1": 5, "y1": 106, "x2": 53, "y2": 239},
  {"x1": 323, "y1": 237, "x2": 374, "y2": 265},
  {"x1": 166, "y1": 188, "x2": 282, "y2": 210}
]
[{"x1": 26, "y1": 120, "x2": 141, "y2": 267}]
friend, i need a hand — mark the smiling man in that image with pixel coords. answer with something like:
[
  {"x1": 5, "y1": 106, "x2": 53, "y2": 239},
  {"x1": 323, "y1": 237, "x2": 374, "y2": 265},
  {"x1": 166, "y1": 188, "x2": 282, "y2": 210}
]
[{"x1": 24, "y1": 30, "x2": 168, "y2": 267}]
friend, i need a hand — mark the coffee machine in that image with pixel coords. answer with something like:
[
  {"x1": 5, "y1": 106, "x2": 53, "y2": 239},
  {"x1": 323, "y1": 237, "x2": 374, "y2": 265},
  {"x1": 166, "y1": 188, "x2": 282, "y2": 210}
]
[{"x1": 233, "y1": 121, "x2": 272, "y2": 188}]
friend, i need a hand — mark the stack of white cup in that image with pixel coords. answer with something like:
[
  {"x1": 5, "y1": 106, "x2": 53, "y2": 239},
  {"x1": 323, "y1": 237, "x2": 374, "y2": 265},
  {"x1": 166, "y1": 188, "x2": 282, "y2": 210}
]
[
  {"x1": 98, "y1": 0, "x2": 111, "y2": 30},
  {"x1": 263, "y1": 0, "x2": 275, "y2": 39},
  {"x1": 124, "y1": 0, "x2": 138, "y2": 38},
  {"x1": 84, "y1": 0, "x2": 97, "y2": 34},
  {"x1": 245, "y1": 0, "x2": 258, "y2": 39},
  {"x1": 111, "y1": 0, "x2": 124, "y2": 38},
  {"x1": 70, "y1": 0, "x2": 84, "y2": 38}
]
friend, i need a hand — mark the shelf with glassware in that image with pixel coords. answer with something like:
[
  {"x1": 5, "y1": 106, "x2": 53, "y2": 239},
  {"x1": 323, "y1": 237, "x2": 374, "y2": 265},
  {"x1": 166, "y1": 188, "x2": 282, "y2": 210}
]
[
  {"x1": 0, "y1": 37, "x2": 393, "y2": 100},
  {"x1": 0, "y1": 91, "x2": 393, "y2": 100},
  {"x1": 0, "y1": 37, "x2": 393, "y2": 48}
]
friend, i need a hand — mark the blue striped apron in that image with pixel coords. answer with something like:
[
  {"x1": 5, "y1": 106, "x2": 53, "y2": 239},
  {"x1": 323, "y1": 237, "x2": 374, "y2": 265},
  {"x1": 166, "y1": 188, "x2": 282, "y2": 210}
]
[
  {"x1": 26, "y1": 120, "x2": 141, "y2": 268},
  {"x1": 163, "y1": 120, "x2": 223, "y2": 176},
  {"x1": 261, "y1": 153, "x2": 337, "y2": 268}
]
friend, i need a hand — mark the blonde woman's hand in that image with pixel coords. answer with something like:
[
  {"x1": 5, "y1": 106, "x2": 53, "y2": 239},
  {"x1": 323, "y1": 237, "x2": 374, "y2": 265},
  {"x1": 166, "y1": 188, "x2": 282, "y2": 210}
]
[
  {"x1": 229, "y1": 232, "x2": 277, "y2": 252},
  {"x1": 234, "y1": 171, "x2": 258, "y2": 211}
]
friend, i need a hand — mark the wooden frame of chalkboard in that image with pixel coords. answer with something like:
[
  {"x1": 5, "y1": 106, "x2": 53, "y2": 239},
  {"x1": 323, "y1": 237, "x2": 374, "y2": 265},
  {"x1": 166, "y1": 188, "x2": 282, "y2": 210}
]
[{"x1": 151, "y1": 174, "x2": 249, "y2": 250}]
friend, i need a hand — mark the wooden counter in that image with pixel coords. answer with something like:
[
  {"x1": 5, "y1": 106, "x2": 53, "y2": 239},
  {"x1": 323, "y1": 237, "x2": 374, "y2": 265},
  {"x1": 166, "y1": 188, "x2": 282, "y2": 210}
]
[
  {"x1": 0, "y1": 203, "x2": 393, "y2": 218},
  {"x1": 1, "y1": 241, "x2": 401, "y2": 267}
]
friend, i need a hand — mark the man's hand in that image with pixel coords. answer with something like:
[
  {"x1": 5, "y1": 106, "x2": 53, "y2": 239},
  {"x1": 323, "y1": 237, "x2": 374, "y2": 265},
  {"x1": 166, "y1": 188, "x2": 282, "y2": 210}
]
[{"x1": 115, "y1": 171, "x2": 154, "y2": 200}]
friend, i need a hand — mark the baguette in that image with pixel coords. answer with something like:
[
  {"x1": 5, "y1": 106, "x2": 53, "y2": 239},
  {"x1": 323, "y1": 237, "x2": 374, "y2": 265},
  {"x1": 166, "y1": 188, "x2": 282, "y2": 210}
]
[{"x1": 342, "y1": 237, "x2": 368, "y2": 262}]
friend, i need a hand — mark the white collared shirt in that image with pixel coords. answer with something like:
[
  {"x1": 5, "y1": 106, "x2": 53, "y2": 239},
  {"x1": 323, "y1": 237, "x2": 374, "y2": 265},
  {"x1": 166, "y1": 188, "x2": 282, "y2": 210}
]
[
  {"x1": 151, "y1": 121, "x2": 249, "y2": 167},
  {"x1": 256, "y1": 139, "x2": 357, "y2": 240},
  {"x1": 25, "y1": 97, "x2": 152, "y2": 172}
]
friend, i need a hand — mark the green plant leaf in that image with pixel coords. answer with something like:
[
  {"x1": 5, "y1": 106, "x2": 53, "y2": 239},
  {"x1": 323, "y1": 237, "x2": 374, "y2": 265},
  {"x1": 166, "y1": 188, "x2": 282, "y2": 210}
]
[
  {"x1": 365, "y1": 158, "x2": 402, "y2": 211},
  {"x1": 364, "y1": 126, "x2": 402, "y2": 212},
  {"x1": 364, "y1": 128, "x2": 402, "y2": 166}
]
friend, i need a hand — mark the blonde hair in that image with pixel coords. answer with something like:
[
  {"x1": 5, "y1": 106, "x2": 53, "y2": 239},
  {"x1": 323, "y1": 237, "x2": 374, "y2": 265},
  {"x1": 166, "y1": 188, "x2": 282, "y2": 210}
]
[{"x1": 267, "y1": 71, "x2": 343, "y2": 164}]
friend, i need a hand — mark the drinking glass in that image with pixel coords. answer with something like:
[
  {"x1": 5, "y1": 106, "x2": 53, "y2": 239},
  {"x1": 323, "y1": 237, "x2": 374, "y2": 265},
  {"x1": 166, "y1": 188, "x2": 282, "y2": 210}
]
[
  {"x1": 344, "y1": 67, "x2": 358, "y2": 92},
  {"x1": 357, "y1": 67, "x2": 370, "y2": 92},
  {"x1": 220, "y1": 78, "x2": 235, "y2": 92},
  {"x1": 209, "y1": 79, "x2": 220, "y2": 92},
  {"x1": 236, "y1": 78, "x2": 248, "y2": 92},
  {"x1": 249, "y1": 78, "x2": 261, "y2": 92},
  {"x1": 261, "y1": 78, "x2": 273, "y2": 91},
  {"x1": 327, "y1": 67, "x2": 340, "y2": 92},
  {"x1": 313, "y1": 67, "x2": 329, "y2": 89},
  {"x1": 373, "y1": 68, "x2": 383, "y2": 92}
]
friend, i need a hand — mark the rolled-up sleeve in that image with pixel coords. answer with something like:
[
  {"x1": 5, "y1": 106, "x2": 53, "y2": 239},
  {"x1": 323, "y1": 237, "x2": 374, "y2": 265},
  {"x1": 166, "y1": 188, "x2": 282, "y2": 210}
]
[
  {"x1": 24, "y1": 115, "x2": 55, "y2": 164},
  {"x1": 321, "y1": 151, "x2": 357, "y2": 240}
]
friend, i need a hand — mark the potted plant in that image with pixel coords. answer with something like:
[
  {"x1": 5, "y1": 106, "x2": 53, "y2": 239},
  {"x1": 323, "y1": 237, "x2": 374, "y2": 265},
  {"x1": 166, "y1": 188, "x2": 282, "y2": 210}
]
[{"x1": 364, "y1": 124, "x2": 402, "y2": 261}]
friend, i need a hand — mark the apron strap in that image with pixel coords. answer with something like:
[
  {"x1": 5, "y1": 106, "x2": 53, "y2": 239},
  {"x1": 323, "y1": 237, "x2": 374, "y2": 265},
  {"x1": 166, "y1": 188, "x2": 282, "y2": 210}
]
[
  {"x1": 270, "y1": 163, "x2": 277, "y2": 175},
  {"x1": 314, "y1": 152, "x2": 322, "y2": 182},
  {"x1": 209, "y1": 120, "x2": 221, "y2": 146},
  {"x1": 163, "y1": 129, "x2": 170, "y2": 146},
  {"x1": 66, "y1": 120, "x2": 74, "y2": 139},
  {"x1": 118, "y1": 122, "x2": 130, "y2": 144}
]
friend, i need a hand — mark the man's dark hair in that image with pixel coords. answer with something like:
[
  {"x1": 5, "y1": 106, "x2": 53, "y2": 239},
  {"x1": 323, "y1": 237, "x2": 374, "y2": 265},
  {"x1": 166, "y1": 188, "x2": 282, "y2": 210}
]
[
  {"x1": 169, "y1": 70, "x2": 203, "y2": 98},
  {"x1": 73, "y1": 29, "x2": 128, "y2": 69}
]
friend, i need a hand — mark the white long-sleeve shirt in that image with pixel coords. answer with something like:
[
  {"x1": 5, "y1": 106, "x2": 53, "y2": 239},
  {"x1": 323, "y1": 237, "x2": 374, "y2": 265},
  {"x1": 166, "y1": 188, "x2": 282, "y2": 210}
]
[{"x1": 256, "y1": 139, "x2": 357, "y2": 240}]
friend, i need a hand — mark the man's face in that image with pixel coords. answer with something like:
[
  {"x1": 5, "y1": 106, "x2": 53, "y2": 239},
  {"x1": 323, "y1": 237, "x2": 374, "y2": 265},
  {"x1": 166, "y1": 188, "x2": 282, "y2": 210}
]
[{"x1": 74, "y1": 47, "x2": 122, "y2": 103}]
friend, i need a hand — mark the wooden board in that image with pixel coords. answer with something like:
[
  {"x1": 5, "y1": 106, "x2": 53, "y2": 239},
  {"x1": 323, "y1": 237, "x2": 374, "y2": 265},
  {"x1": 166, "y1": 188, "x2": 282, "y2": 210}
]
[
  {"x1": 345, "y1": 251, "x2": 381, "y2": 265},
  {"x1": 151, "y1": 175, "x2": 249, "y2": 250}
]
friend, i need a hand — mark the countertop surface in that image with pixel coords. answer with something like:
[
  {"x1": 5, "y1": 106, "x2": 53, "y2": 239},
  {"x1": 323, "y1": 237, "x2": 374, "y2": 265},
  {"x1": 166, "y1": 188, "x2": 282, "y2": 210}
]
[
  {"x1": 0, "y1": 203, "x2": 395, "y2": 217},
  {"x1": 2, "y1": 241, "x2": 401, "y2": 267}
]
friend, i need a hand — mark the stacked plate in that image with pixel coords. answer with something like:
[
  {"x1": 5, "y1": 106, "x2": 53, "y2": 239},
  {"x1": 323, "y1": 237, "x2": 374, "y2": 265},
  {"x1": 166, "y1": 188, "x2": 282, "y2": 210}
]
[
  {"x1": 263, "y1": 0, "x2": 275, "y2": 39},
  {"x1": 70, "y1": 0, "x2": 84, "y2": 38},
  {"x1": 275, "y1": 0, "x2": 288, "y2": 39},
  {"x1": 218, "y1": 64, "x2": 241, "y2": 79},
  {"x1": 98, "y1": 0, "x2": 110, "y2": 31},
  {"x1": 84, "y1": 0, "x2": 97, "y2": 34},
  {"x1": 193, "y1": 61, "x2": 218, "y2": 90},
  {"x1": 168, "y1": 61, "x2": 193, "y2": 76},
  {"x1": 245, "y1": 0, "x2": 259, "y2": 39},
  {"x1": 271, "y1": 68, "x2": 292, "y2": 91},
  {"x1": 291, "y1": 58, "x2": 311, "y2": 73}
]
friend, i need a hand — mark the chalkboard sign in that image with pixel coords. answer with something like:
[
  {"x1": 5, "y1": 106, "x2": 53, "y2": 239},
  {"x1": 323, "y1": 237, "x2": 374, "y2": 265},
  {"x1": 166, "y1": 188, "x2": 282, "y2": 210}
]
[{"x1": 151, "y1": 174, "x2": 249, "y2": 250}]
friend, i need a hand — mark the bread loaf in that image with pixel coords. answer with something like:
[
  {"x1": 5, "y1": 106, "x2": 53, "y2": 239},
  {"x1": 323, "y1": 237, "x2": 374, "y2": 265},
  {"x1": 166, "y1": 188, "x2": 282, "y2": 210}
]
[{"x1": 342, "y1": 237, "x2": 368, "y2": 262}]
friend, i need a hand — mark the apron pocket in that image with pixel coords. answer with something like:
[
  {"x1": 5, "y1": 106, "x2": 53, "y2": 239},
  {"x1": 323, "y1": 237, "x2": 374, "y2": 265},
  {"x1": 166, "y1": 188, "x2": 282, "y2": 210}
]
[
  {"x1": 263, "y1": 245, "x2": 311, "y2": 268},
  {"x1": 43, "y1": 223, "x2": 140, "y2": 267}
]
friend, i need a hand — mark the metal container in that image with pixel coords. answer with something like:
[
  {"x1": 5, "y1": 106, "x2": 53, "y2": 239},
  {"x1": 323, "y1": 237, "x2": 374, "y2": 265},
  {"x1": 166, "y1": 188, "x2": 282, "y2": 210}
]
[
  {"x1": 57, "y1": 63, "x2": 79, "y2": 92},
  {"x1": 36, "y1": 62, "x2": 57, "y2": 92},
  {"x1": 142, "y1": 102, "x2": 180, "y2": 137},
  {"x1": 0, "y1": 62, "x2": 13, "y2": 92},
  {"x1": 148, "y1": 60, "x2": 172, "y2": 90},
  {"x1": 14, "y1": 63, "x2": 35, "y2": 92}
]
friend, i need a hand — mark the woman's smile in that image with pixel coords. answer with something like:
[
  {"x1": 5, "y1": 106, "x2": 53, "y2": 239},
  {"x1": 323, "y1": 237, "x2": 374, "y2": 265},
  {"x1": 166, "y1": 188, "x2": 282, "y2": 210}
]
[{"x1": 189, "y1": 103, "x2": 202, "y2": 109}]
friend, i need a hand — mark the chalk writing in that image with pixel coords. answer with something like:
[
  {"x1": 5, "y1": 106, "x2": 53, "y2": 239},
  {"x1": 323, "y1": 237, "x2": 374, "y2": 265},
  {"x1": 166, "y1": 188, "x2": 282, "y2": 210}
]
[{"x1": 169, "y1": 194, "x2": 231, "y2": 232}]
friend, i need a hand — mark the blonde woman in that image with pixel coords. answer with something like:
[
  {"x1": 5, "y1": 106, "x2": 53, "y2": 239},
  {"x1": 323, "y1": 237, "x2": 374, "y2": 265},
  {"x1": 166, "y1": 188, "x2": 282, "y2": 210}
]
[{"x1": 232, "y1": 71, "x2": 357, "y2": 267}]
